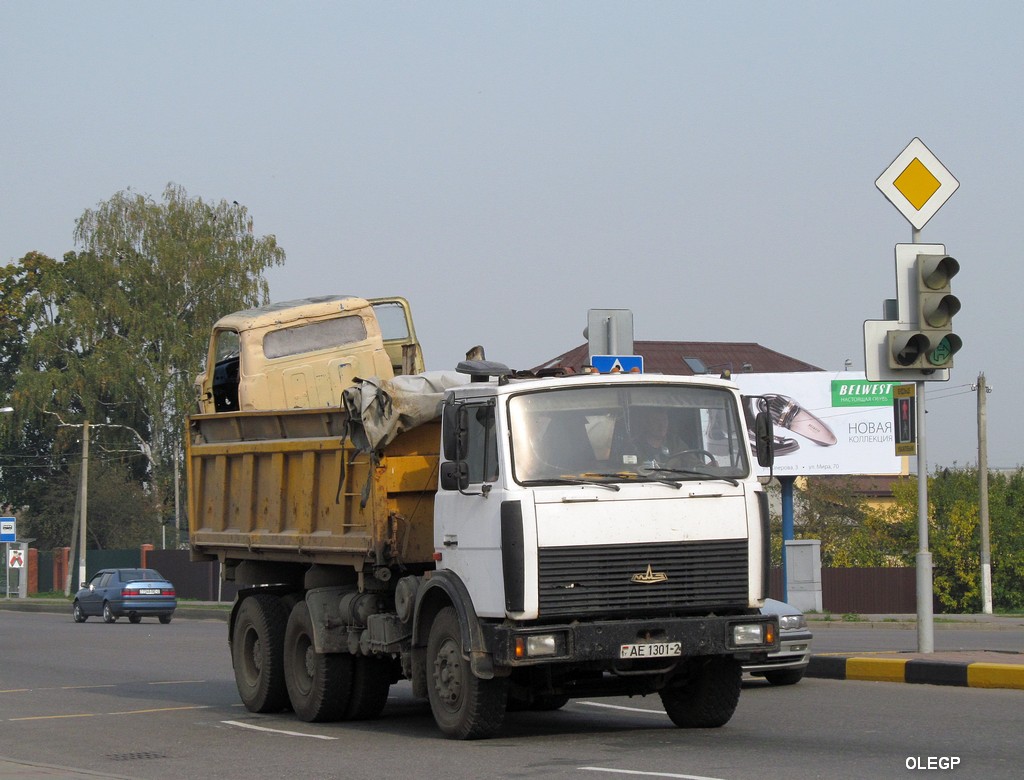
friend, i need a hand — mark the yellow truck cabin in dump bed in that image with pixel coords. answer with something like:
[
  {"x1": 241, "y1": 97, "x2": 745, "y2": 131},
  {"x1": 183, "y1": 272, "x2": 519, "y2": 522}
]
[{"x1": 194, "y1": 295, "x2": 424, "y2": 414}]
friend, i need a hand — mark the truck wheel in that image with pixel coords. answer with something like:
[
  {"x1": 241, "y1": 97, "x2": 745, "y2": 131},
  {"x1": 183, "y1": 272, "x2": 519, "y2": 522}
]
[
  {"x1": 232, "y1": 594, "x2": 290, "y2": 713},
  {"x1": 345, "y1": 656, "x2": 391, "y2": 720},
  {"x1": 284, "y1": 601, "x2": 352, "y2": 722},
  {"x1": 660, "y1": 657, "x2": 741, "y2": 728},
  {"x1": 530, "y1": 694, "x2": 570, "y2": 711},
  {"x1": 764, "y1": 668, "x2": 805, "y2": 686},
  {"x1": 426, "y1": 606, "x2": 507, "y2": 739}
]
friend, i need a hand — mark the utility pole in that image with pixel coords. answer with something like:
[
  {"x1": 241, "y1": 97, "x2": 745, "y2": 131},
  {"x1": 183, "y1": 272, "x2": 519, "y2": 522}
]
[
  {"x1": 977, "y1": 373, "x2": 992, "y2": 614},
  {"x1": 78, "y1": 420, "x2": 89, "y2": 589}
]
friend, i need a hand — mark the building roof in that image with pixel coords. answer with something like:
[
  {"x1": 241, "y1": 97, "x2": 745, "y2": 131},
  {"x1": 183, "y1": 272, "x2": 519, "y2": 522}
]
[{"x1": 533, "y1": 341, "x2": 823, "y2": 376}]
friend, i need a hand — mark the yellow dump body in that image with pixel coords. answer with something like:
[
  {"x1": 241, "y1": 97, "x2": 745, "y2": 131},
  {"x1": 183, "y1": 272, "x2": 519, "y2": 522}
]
[{"x1": 187, "y1": 408, "x2": 439, "y2": 570}]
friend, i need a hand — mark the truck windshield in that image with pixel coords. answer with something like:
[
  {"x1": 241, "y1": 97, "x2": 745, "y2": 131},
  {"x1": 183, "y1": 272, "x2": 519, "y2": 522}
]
[{"x1": 508, "y1": 384, "x2": 749, "y2": 484}]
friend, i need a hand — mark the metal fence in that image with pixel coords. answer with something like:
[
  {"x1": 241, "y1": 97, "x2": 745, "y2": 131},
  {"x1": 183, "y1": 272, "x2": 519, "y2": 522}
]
[{"x1": 770, "y1": 566, "x2": 918, "y2": 613}]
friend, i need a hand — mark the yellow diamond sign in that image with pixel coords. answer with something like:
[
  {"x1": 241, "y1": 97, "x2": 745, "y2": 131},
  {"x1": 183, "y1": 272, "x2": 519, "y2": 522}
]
[{"x1": 876, "y1": 138, "x2": 959, "y2": 230}]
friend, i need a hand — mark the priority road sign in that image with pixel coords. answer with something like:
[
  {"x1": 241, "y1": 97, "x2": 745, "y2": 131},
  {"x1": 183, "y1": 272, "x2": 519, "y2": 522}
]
[{"x1": 876, "y1": 138, "x2": 959, "y2": 230}]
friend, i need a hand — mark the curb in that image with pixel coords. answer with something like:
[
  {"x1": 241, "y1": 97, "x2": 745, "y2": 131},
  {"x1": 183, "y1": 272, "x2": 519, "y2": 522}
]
[
  {"x1": 808, "y1": 655, "x2": 1024, "y2": 690},
  {"x1": 0, "y1": 599, "x2": 229, "y2": 621}
]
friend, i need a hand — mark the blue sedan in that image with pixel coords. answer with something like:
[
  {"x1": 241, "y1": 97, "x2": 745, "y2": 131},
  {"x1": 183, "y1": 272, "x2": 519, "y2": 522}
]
[{"x1": 73, "y1": 568, "x2": 177, "y2": 624}]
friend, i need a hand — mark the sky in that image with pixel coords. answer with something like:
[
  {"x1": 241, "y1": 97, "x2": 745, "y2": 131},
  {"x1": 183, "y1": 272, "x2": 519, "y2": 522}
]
[{"x1": 2, "y1": 1, "x2": 1020, "y2": 469}]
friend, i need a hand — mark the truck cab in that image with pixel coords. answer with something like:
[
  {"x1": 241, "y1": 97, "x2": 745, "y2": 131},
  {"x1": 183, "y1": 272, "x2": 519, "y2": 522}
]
[{"x1": 194, "y1": 295, "x2": 423, "y2": 413}]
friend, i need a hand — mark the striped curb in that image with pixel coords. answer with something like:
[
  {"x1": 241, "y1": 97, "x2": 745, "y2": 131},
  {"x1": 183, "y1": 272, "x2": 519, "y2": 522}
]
[{"x1": 808, "y1": 655, "x2": 1024, "y2": 690}]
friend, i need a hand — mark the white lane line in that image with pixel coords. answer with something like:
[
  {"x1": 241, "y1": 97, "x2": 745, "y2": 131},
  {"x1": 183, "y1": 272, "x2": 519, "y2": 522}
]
[
  {"x1": 221, "y1": 720, "x2": 338, "y2": 740},
  {"x1": 578, "y1": 700, "x2": 666, "y2": 715},
  {"x1": 580, "y1": 768, "x2": 729, "y2": 780}
]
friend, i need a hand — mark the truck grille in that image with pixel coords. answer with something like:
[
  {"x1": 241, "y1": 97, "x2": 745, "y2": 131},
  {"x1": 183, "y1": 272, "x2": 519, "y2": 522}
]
[{"x1": 537, "y1": 540, "x2": 748, "y2": 618}]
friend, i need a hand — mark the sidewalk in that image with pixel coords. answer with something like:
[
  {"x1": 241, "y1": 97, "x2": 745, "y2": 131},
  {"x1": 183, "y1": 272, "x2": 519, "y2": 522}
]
[{"x1": 803, "y1": 612, "x2": 1024, "y2": 690}]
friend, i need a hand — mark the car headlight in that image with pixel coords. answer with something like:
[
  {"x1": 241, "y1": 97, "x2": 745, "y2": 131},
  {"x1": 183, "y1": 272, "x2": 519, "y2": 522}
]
[{"x1": 778, "y1": 614, "x2": 807, "y2": 630}]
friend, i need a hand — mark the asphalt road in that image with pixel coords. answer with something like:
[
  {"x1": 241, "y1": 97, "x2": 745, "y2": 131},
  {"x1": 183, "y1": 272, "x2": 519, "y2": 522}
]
[
  {"x1": 811, "y1": 619, "x2": 1024, "y2": 654},
  {"x1": 2, "y1": 609, "x2": 1022, "y2": 779}
]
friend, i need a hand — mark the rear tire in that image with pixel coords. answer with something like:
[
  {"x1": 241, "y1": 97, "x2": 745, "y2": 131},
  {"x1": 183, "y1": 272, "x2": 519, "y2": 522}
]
[
  {"x1": 426, "y1": 606, "x2": 507, "y2": 739},
  {"x1": 283, "y1": 601, "x2": 352, "y2": 722},
  {"x1": 128, "y1": 615, "x2": 142, "y2": 624},
  {"x1": 345, "y1": 656, "x2": 391, "y2": 721},
  {"x1": 102, "y1": 602, "x2": 117, "y2": 624},
  {"x1": 232, "y1": 594, "x2": 290, "y2": 713},
  {"x1": 660, "y1": 657, "x2": 741, "y2": 728},
  {"x1": 158, "y1": 614, "x2": 172, "y2": 624}
]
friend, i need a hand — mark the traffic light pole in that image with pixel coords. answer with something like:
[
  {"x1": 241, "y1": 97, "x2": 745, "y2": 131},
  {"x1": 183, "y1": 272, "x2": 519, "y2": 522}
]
[
  {"x1": 911, "y1": 225, "x2": 935, "y2": 653},
  {"x1": 915, "y1": 380, "x2": 934, "y2": 652}
]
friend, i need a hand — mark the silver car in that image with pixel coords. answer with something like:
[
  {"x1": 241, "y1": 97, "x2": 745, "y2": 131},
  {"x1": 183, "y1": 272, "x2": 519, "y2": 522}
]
[{"x1": 745, "y1": 598, "x2": 812, "y2": 685}]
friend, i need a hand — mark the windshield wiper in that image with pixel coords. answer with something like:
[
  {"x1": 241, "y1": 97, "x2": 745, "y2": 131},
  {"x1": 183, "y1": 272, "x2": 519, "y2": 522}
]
[
  {"x1": 584, "y1": 471, "x2": 682, "y2": 490},
  {"x1": 641, "y1": 467, "x2": 739, "y2": 487},
  {"x1": 520, "y1": 477, "x2": 621, "y2": 491}
]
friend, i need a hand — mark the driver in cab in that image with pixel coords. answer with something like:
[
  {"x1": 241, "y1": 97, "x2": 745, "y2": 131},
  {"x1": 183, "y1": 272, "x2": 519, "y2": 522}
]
[{"x1": 631, "y1": 407, "x2": 680, "y2": 468}]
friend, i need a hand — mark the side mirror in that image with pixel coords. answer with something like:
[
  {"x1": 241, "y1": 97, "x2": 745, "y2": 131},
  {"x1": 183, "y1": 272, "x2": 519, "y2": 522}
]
[
  {"x1": 439, "y1": 460, "x2": 469, "y2": 491},
  {"x1": 442, "y1": 403, "x2": 469, "y2": 461},
  {"x1": 754, "y1": 411, "x2": 775, "y2": 468}
]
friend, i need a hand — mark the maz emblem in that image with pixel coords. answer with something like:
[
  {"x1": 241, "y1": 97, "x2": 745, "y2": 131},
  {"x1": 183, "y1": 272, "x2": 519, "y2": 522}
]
[{"x1": 630, "y1": 564, "x2": 668, "y2": 584}]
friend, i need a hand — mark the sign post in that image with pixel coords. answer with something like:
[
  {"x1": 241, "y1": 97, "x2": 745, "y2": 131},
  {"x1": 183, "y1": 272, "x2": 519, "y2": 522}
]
[{"x1": 872, "y1": 139, "x2": 960, "y2": 654}]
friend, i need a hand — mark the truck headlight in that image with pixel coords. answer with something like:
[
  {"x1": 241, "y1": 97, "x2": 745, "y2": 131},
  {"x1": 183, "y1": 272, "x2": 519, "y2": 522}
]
[
  {"x1": 732, "y1": 623, "x2": 768, "y2": 647},
  {"x1": 514, "y1": 633, "x2": 564, "y2": 659}
]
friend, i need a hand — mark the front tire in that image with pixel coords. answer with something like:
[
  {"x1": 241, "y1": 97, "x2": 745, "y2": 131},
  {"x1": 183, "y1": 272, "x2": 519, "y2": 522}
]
[
  {"x1": 660, "y1": 657, "x2": 741, "y2": 728},
  {"x1": 426, "y1": 606, "x2": 507, "y2": 739},
  {"x1": 283, "y1": 601, "x2": 352, "y2": 722},
  {"x1": 232, "y1": 594, "x2": 289, "y2": 713},
  {"x1": 102, "y1": 602, "x2": 117, "y2": 624},
  {"x1": 764, "y1": 668, "x2": 805, "y2": 686}
]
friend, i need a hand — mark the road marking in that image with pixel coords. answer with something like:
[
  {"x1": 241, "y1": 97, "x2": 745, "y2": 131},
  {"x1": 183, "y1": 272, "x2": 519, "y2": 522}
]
[
  {"x1": 147, "y1": 680, "x2": 206, "y2": 686},
  {"x1": 108, "y1": 705, "x2": 211, "y2": 715},
  {"x1": 578, "y1": 700, "x2": 665, "y2": 715},
  {"x1": 580, "y1": 768, "x2": 729, "y2": 780},
  {"x1": 9, "y1": 705, "x2": 209, "y2": 722},
  {"x1": 10, "y1": 713, "x2": 98, "y2": 721},
  {"x1": 222, "y1": 720, "x2": 338, "y2": 740}
]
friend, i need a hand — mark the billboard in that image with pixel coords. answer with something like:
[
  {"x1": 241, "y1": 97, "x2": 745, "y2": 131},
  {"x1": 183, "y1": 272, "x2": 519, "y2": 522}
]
[{"x1": 732, "y1": 372, "x2": 906, "y2": 477}]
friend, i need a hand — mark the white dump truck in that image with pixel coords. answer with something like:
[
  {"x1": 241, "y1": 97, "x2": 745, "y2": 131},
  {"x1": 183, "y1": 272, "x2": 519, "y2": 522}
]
[{"x1": 187, "y1": 295, "x2": 778, "y2": 739}]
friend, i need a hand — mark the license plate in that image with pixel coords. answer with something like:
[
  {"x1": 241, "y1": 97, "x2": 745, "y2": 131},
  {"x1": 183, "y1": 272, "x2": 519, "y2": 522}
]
[
  {"x1": 138, "y1": 588, "x2": 161, "y2": 595},
  {"x1": 619, "y1": 642, "x2": 682, "y2": 659}
]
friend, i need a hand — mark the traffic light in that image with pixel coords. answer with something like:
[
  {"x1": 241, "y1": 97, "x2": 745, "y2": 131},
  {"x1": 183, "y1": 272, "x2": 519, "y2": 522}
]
[{"x1": 886, "y1": 245, "x2": 962, "y2": 372}]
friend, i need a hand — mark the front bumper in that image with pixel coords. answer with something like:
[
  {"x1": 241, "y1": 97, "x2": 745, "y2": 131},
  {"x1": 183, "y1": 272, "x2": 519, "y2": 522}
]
[
  {"x1": 485, "y1": 614, "x2": 779, "y2": 668},
  {"x1": 743, "y1": 629, "x2": 812, "y2": 674}
]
